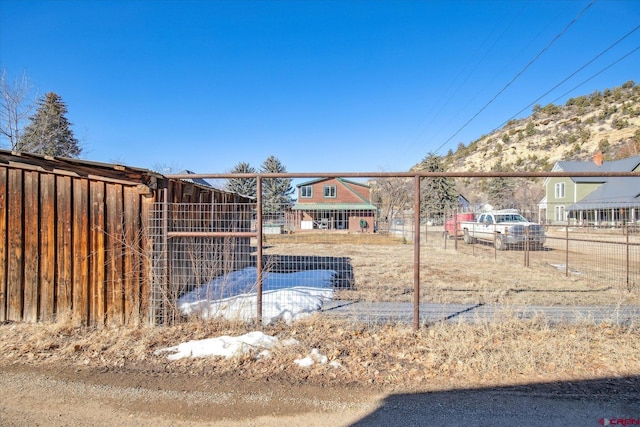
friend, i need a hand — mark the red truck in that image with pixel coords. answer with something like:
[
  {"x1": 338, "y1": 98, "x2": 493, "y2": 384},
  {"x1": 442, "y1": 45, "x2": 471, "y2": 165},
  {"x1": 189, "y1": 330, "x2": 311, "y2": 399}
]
[{"x1": 444, "y1": 212, "x2": 476, "y2": 239}]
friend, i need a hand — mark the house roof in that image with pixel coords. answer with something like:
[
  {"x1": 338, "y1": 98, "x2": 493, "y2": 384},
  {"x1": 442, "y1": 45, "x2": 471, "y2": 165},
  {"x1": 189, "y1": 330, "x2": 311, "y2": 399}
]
[
  {"x1": 297, "y1": 177, "x2": 370, "y2": 188},
  {"x1": 552, "y1": 155, "x2": 640, "y2": 183},
  {"x1": 178, "y1": 170, "x2": 213, "y2": 188},
  {"x1": 0, "y1": 149, "x2": 163, "y2": 185},
  {"x1": 567, "y1": 176, "x2": 640, "y2": 211},
  {"x1": 291, "y1": 202, "x2": 377, "y2": 211}
]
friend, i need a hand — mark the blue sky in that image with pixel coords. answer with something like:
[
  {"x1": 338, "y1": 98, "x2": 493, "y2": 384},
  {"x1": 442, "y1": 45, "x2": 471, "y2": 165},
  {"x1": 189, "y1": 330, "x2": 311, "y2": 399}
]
[{"x1": 1, "y1": 0, "x2": 639, "y2": 174}]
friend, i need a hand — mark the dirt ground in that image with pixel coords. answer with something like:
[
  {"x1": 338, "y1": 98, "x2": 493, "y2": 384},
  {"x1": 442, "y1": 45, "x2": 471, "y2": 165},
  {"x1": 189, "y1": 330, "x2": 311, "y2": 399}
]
[
  {"x1": 0, "y1": 362, "x2": 381, "y2": 426},
  {"x1": 1, "y1": 315, "x2": 639, "y2": 426},
  {"x1": 1, "y1": 357, "x2": 639, "y2": 426}
]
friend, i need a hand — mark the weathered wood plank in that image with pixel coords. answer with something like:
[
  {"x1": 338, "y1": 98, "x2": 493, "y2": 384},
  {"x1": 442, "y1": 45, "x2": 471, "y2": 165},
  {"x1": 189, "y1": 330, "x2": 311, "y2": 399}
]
[
  {"x1": 7, "y1": 169, "x2": 23, "y2": 321},
  {"x1": 140, "y1": 196, "x2": 153, "y2": 325},
  {"x1": 56, "y1": 175, "x2": 73, "y2": 316},
  {"x1": 123, "y1": 186, "x2": 140, "y2": 325},
  {"x1": 72, "y1": 178, "x2": 89, "y2": 325},
  {"x1": 90, "y1": 180, "x2": 106, "y2": 326},
  {"x1": 39, "y1": 173, "x2": 56, "y2": 321},
  {"x1": 106, "y1": 183, "x2": 124, "y2": 326},
  {"x1": 0, "y1": 167, "x2": 7, "y2": 321},
  {"x1": 23, "y1": 171, "x2": 40, "y2": 322}
]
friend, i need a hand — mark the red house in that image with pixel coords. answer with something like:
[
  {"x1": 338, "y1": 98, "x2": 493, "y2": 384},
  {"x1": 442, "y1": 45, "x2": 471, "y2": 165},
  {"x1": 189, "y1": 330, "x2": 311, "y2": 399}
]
[{"x1": 291, "y1": 178, "x2": 377, "y2": 232}]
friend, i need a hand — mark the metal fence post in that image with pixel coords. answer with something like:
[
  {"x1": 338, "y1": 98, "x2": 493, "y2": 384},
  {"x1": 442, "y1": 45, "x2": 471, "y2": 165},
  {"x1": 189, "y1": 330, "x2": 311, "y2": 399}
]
[
  {"x1": 256, "y1": 176, "x2": 263, "y2": 327},
  {"x1": 626, "y1": 224, "x2": 630, "y2": 291},
  {"x1": 565, "y1": 223, "x2": 569, "y2": 277},
  {"x1": 413, "y1": 175, "x2": 420, "y2": 330},
  {"x1": 454, "y1": 211, "x2": 458, "y2": 251},
  {"x1": 161, "y1": 188, "x2": 169, "y2": 325}
]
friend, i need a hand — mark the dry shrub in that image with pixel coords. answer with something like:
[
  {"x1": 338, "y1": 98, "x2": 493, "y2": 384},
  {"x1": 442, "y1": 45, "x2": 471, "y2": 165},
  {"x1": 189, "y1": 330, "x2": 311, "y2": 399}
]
[{"x1": 4, "y1": 311, "x2": 638, "y2": 393}]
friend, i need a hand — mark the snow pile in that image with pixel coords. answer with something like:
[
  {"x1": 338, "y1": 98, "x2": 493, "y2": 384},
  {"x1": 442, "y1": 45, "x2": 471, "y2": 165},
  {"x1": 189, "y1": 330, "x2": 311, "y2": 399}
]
[
  {"x1": 177, "y1": 267, "x2": 336, "y2": 325},
  {"x1": 155, "y1": 332, "x2": 341, "y2": 370},
  {"x1": 293, "y1": 348, "x2": 342, "y2": 368},
  {"x1": 154, "y1": 331, "x2": 284, "y2": 361}
]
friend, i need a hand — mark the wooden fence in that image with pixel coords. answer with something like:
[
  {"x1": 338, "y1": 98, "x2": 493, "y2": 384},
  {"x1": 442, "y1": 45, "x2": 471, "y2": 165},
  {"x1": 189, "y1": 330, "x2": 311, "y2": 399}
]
[{"x1": 0, "y1": 151, "x2": 250, "y2": 326}]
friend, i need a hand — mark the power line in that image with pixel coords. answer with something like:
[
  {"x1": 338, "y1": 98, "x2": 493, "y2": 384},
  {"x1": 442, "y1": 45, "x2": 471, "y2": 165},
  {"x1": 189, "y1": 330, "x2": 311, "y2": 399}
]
[
  {"x1": 497, "y1": 24, "x2": 640, "y2": 129},
  {"x1": 433, "y1": 0, "x2": 596, "y2": 154},
  {"x1": 550, "y1": 45, "x2": 640, "y2": 104}
]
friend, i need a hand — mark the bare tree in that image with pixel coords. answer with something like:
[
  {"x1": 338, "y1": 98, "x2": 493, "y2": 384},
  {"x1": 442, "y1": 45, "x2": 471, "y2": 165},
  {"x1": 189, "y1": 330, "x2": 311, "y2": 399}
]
[
  {"x1": 371, "y1": 177, "x2": 412, "y2": 223},
  {"x1": 0, "y1": 68, "x2": 36, "y2": 149}
]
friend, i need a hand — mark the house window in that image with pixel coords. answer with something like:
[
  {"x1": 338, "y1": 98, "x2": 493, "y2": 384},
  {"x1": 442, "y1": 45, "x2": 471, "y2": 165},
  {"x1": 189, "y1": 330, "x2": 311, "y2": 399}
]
[
  {"x1": 555, "y1": 205, "x2": 565, "y2": 222},
  {"x1": 300, "y1": 185, "x2": 312, "y2": 198},
  {"x1": 323, "y1": 185, "x2": 336, "y2": 198},
  {"x1": 555, "y1": 182, "x2": 565, "y2": 199}
]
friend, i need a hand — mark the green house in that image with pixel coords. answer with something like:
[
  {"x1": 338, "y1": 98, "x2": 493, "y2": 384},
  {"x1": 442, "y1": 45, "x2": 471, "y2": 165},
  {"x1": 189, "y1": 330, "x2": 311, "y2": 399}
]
[{"x1": 539, "y1": 154, "x2": 640, "y2": 225}]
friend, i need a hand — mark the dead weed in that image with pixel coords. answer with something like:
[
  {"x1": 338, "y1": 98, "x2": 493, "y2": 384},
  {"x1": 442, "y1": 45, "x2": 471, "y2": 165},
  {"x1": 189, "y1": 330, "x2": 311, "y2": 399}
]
[{"x1": 1, "y1": 315, "x2": 638, "y2": 392}]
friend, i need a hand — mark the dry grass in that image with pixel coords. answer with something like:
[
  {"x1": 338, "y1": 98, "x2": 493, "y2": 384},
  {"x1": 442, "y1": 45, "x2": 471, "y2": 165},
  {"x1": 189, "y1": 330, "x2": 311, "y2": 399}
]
[
  {"x1": 263, "y1": 232, "x2": 639, "y2": 306},
  {"x1": 1, "y1": 230, "x2": 638, "y2": 393},
  {"x1": 1, "y1": 315, "x2": 639, "y2": 392}
]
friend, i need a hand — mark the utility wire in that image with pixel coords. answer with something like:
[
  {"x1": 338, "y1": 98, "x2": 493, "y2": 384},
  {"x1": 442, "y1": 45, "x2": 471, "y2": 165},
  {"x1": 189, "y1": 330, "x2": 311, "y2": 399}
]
[
  {"x1": 497, "y1": 23, "x2": 640, "y2": 129},
  {"x1": 433, "y1": 0, "x2": 596, "y2": 154},
  {"x1": 550, "y1": 45, "x2": 640, "y2": 104}
]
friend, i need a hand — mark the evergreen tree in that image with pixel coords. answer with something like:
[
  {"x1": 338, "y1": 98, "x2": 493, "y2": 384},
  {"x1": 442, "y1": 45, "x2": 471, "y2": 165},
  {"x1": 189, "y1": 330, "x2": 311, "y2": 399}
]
[
  {"x1": 260, "y1": 155, "x2": 294, "y2": 215},
  {"x1": 419, "y1": 153, "x2": 458, "y2": 217},
  {"x1": 485, "y1": 160, "x2": 517, "y2": 209},
  {"x1": 16, "y1": 92, "x2": 81, "y2": 157},
  {"x1": 225, "y1": 162, "x2": 257, "y2": 197}
]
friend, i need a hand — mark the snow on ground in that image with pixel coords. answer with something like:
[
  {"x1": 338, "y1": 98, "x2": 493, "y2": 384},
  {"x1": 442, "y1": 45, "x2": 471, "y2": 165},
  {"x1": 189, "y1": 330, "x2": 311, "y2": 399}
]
[
  {"x1": 177, "y1": 267, "x2": 336, "y2": 325},
  {"x1": 154, "y1": 331, "x2": 341, "y2": 369},
  {"x1": 157, "y1": 267, "x2": 340, "y2": 367}
]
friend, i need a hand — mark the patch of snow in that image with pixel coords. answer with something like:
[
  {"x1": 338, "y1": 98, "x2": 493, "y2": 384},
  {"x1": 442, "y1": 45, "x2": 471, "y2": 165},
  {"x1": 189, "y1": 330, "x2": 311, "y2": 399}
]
[
  {"x1": 154, "y1": 331, "x2": 284, "y2": 361},
  {"x1": 177, "y1": 267, "x2": 336, "y2": 325},
  {"x1": 294, "y1": 348, "x2": 329, "y2": 367}
]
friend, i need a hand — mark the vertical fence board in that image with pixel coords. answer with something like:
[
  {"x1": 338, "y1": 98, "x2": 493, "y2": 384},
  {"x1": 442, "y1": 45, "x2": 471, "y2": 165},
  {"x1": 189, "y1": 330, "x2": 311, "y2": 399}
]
[
  {"x1": 123, "y1": 187, "x2": 141, "y2": 325},
  {"x1": 23, "y1": 171, "x2": 40, "y2": 322},
  {"x1": 56, "y1": 176, "x2": 73, "y2": 315},
  {"x1": 0, "y1": 168, "x2": 7, "y2": 321},
  {"x1": 90, "y1": 181, "x2": 106, "y2": 326},
  {"x1": 141, "y1": 196, "x2": 153, "y2": 324},
  {"x1": 39, "y1": 173, "x2": 56, "y2": 321},
  {"x1": 7, "y1": 169, "x2": 23, "y2": 321},
  {"x1": 106, "y1": 183, "x2": 124, "y2": 325},
  {"x1": 72, "y1": 178, "x2": 89, "y2": 325}
]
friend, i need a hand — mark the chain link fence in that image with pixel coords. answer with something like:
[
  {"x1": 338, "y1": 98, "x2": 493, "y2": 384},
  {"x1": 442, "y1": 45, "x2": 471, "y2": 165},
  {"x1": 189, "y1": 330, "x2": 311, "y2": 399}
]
[{"x1": 150, "y1": 174, "x2": 640, "y2": 327}]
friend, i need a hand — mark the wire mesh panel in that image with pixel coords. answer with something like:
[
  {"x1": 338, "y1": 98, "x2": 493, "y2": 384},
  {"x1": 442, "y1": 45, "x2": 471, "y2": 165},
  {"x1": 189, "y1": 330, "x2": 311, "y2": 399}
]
[
  {"x1": 150, "y1": 173, "x2": 640, "y2": 327},
  {"x1": 149, "y1": 202, "x2": 254, "y2": 325}
]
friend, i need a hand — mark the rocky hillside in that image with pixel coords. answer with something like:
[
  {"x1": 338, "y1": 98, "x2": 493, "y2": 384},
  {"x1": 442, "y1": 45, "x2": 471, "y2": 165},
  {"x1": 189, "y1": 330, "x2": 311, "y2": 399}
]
[
  {"x1": 411, "y1": 80, "x2": 640, "y2": 211},
  {"x1": 419, "y1": 80, "x2": 640, "y2": 173}
]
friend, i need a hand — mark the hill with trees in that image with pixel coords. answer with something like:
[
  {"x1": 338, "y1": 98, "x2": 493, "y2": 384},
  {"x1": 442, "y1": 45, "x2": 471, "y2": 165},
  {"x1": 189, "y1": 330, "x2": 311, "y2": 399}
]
[{"x1": 412, "y1": 80, "x2": 640, "y2": 212}]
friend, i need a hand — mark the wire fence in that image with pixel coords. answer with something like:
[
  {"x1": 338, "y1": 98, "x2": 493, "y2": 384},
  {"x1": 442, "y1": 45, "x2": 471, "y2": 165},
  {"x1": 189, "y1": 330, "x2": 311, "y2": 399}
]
[{"x1": 150, "y1": 173, "x2": 640, "y2": 327}]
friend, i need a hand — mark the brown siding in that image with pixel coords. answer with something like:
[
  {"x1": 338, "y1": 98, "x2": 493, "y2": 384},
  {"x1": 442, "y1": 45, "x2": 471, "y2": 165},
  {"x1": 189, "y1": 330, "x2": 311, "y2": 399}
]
[
  {"x1": 0, "y1": 168, "x2": 6, "y2": 320},
  {"x1": 72, "y1": 178, "x2": 90, "y2": 324},
  {"x1": 56, "y1": 176, "x2": 72, "y2": 315},
  {"x1": 0, "y1": 158, "x2": 250, "y2": 326},
  {"x1": 39, "y1": 173, "x2": 56, "y2": 321},
  {"x1": 7, "y1": 168, "x2": 23, "y2": 320},
  {"x1": 298, "y1": 178, "x2": 371, "y2": 204}
]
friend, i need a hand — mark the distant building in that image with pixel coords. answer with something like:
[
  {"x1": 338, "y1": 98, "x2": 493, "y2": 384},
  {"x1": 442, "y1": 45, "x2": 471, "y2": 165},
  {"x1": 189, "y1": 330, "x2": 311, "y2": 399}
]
[
  {"x1": 539, "y1": 153, "x2": 640, "y2": 225},
  {"x1": 291, "y1": 178, "x2": 377, "y2": 231}
]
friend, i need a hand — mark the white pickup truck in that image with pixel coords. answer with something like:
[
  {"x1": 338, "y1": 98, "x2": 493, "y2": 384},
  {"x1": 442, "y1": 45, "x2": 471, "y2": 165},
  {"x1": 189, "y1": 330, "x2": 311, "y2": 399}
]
[{"x1": 460, "y1": 209, "x2": 545, "y2": 250}]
